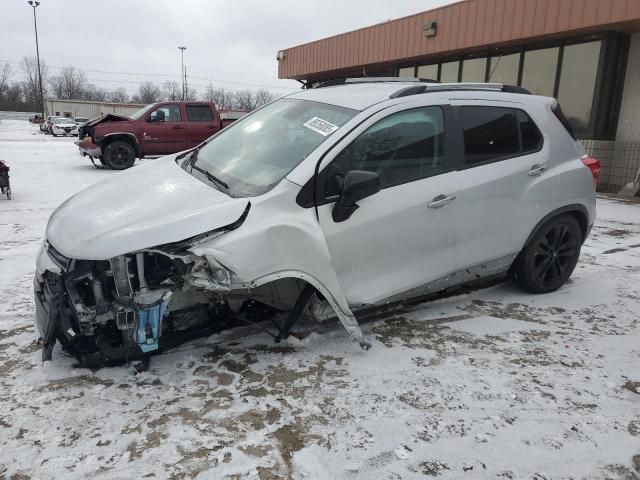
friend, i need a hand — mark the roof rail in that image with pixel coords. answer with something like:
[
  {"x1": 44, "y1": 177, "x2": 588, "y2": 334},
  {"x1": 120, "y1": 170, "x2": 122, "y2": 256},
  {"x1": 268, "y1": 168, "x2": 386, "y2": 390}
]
[
  {"x1": 314, "y1": 77, "x2": 439, "y2": 89},
  {"x1": 390, "y1": 82, "x2": 531, "y2": 98}
]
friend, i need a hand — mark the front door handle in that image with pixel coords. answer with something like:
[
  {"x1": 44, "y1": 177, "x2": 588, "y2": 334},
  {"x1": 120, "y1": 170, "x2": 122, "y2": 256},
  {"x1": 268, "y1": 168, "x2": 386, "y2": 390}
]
[
  {"x1": 206, "y1": 124, "x2": 216, "y2": 129},
  {"x1": 172, "y1": 124, "x2": 184, "y2": 130},
  {"x1": 428, "y1": 193, "x2": 457, "y2": 209},
  {"x1": 528, "y1": 164, "x2": 547, "y2": 176}
]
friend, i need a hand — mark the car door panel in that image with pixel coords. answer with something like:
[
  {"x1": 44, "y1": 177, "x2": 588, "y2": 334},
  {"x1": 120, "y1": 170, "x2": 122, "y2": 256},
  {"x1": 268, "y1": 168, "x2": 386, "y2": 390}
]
[
  {"x1": 141, "y1": 103, "x2": 187, "y2": 155},
  {"x1": 448, "y1": 100, "x2": 559, "y2": 274},
  {"x1": 315, "y1": 101, "x2": 459, "y2": 307},
  {"x1": 317, "y1": 172, "x2": 459, "y2": 306},
  {"x1": 185, "y1": 104, "x2": 219, "y2": 147}
]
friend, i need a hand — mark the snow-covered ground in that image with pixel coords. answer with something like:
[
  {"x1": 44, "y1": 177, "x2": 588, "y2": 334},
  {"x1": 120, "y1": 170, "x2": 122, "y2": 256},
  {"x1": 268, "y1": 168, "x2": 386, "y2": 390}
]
[{"x1": 1, "y1": 119, "x2": 639, "y2": 479}]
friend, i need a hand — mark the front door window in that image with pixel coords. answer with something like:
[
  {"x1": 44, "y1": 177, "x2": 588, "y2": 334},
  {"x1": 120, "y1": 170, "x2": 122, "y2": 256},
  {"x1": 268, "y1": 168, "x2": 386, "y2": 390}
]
[
  {"x1": 149, "y1": 104, "x2": 182, "y2": 123},
  {"x1": 324, "y1": 106, "x2": 445, "y2": 197}
]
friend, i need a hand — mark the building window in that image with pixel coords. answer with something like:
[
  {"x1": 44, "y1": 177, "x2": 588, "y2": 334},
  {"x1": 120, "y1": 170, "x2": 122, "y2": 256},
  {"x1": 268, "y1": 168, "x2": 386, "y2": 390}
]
[
  {"x1": 440, "y1": 61, "x2": 460, "y2": 83},
  {"x1": 461, "y1": 58, "x2": 487, "y2": 82},
  {"x1": 521, "y1": 47, "x2": 559, "y2": 96},
  {"x1": 459, "y1": 106, "x2": 520, "y2": 165},
  {"x1": 557, "y1": 41, "x2": 602, "y2": 131},
  {"x1": 488, "y1": 53, "x2": 520, "y2": 84},
  {"x1": 417, "y1": 64, "x2": 438, "y2": 81},
  {"x1": 398, "y1": 66, "x2": 415, "y2": 77}
]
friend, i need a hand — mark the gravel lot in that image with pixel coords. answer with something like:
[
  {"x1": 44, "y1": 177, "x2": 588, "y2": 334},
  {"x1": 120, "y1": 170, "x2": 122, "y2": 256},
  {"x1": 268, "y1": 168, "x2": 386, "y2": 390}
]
[{"x1": 1, "y1": 120, "x2": 639, "y2": 479}]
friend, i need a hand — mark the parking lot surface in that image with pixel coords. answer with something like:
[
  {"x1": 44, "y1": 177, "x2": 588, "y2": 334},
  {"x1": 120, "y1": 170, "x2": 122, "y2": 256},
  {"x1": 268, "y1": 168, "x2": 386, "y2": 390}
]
[{"x1": 1, "y1": 120, "x2": 639, "y2": 479}]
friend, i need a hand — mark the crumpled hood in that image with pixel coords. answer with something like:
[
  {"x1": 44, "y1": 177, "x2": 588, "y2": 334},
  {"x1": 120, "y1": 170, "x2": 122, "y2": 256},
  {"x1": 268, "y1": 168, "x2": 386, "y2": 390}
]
[
  {"x1": 84, "y1": 113, "x2": 131, "y2": 128},
  {"x1": 46, "y1": 156, "x2": 249, "y2": 260}
]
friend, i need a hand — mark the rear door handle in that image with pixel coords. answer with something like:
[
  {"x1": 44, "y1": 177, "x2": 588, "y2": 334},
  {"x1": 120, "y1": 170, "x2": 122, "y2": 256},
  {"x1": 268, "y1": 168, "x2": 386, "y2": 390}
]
[
  {"x1": 172, "y1": 124, "x2": 184, "y2": 130},
  {"x1": 206, "y1": 125, "x2": 216, "y2": 129},
  {"x1": 528, "y1": 164, "x2": 546, "y2": 176},
  {"x1": 428, "y1": 193, "x2": 457, "y2": 209}
]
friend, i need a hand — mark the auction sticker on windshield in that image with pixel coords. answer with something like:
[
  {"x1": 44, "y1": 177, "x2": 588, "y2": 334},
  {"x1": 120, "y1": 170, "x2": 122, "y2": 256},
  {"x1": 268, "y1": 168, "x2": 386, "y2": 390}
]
[{"x1": 303, "y1": 117, "x2": 339, "y2": 136}]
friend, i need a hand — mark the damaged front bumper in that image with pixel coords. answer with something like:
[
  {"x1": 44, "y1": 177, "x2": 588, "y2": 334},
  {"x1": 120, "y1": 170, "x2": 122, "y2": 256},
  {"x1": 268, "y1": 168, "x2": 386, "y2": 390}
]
[
  {"x1": 75, "y1": 140, "x2": 102, "y2": 158},
  {"x1": 34, "y1": 240, "x2": 233, "y2": 367}
]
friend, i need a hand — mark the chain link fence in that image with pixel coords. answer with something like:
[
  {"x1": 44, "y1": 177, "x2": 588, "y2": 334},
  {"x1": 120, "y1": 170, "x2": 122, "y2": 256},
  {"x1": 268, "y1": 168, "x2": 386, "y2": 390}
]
[{"x1": 582, "y1": 140, "x2": 640, "y2": 193}]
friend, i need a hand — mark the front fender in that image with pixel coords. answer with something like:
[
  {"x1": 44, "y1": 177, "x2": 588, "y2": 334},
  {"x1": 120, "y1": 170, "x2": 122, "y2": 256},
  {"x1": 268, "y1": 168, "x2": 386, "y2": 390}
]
[
  {"x1": 101, "y1": 132, "x2": 140, "y2": 155},
  {"x1": 188, "y1": 181, "x2": 369, "y2": 348}
]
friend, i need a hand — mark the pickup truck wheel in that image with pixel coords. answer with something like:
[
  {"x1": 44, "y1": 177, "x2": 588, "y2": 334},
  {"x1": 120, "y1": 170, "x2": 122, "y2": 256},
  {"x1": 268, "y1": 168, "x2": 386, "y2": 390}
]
[{"x1": 103, "y1": 140, "x2": 136, "y2": 170}]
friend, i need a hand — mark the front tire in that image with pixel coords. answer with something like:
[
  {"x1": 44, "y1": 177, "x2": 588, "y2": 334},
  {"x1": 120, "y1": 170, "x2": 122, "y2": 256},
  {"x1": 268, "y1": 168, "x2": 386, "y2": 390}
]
[
  {"x1": 513, "y1": 214, "x2": 582, "y2": 294},
  {"x1": 102, "y1": 140, "x2": 136, "y2": 170}
]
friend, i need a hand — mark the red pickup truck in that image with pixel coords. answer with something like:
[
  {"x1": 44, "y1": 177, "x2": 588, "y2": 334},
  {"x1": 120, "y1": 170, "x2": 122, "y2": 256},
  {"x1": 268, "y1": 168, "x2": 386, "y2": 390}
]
[{"x1": 76, "y1": 101, "x2": 239, "y2": 170}]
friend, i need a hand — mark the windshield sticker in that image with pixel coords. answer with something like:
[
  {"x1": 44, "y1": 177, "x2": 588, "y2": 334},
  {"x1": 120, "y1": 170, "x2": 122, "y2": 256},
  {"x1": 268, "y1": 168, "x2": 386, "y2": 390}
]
[{"x1": 303, "y1": 117, "x2": 339, "y2": 136}]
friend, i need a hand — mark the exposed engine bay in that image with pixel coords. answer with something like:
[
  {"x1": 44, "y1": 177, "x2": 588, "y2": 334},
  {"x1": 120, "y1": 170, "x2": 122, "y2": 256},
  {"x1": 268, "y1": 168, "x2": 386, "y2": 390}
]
[{"x1": 34, "y1": 238, "x2": 329, "y2": 369}]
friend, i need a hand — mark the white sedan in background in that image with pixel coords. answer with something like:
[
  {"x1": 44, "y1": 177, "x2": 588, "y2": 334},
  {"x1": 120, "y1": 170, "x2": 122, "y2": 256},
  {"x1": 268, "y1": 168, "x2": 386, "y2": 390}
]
[{"x1": 51, "y1": 117, "x2": 78, "y2": 137}]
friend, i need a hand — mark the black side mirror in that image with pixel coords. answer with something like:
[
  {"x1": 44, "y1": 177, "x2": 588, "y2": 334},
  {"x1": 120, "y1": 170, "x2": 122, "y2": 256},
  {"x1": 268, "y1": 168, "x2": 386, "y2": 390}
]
[{"x1": 332, "y1": 170, "x2": 381, "y2": 222}]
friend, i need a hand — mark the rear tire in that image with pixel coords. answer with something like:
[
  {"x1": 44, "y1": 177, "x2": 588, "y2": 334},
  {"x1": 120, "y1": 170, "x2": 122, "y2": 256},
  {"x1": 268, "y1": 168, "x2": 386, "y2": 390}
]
[
  {"x1": 103, "y1": 140, "x2": 136, "y2": 170},
  {"x1": 513, "y1": 214, "x2": 582, "y2": 294}
]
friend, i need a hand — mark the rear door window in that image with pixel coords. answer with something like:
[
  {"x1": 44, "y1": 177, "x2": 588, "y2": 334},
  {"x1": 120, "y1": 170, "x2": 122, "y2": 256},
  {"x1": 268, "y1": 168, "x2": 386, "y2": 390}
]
[
  {"x1": 324, "y1": 106, "x2": 446, "y2": 197},
  {"x1": 460, "y1": 106, "x2": 520, "y2": 165},
  {"x1": 186, "y1": 105, "x2": 214, "y2": 122},
  {"x1": 459, "y1": 106, "x2": 543, "y2": 166}
]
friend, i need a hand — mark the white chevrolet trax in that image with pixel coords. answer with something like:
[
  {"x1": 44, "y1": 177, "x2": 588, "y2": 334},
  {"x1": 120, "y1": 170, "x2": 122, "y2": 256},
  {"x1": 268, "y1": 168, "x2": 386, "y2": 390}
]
[{"x1": 35, "y1": 79, "x2": 599, "y2": 367}]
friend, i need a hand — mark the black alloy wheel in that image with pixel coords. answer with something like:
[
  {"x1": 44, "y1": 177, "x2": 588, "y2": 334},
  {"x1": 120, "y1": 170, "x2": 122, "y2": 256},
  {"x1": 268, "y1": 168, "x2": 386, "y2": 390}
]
[
  {"x1": 513, "y1": 214, "x2": 582, "y2": 294},
  {"x1": 103, "y1": 140, "x2": 136, "y2": 170}
]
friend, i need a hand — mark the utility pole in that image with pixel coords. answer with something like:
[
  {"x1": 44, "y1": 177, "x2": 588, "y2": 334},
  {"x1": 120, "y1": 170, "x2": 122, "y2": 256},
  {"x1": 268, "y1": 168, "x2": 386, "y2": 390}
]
[
  {"x1": 178, "y1": 46, "x2": 186, "y2": 100},
  {"x1": 184, "y1": 65, "x2": 188, "y2": 100},
  {"x1": 28, "y1": 1, "x2": 45, "y2": 118}
]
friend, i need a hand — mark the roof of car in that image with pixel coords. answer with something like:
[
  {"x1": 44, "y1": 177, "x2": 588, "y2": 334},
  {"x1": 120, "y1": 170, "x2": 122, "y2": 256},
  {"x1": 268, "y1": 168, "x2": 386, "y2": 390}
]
[
  {"x1": 286, "y1": 79, "x2": 536, "y2": 111},
  {"x1": 287, "y1": 82, "x2": 421, "y2": 111}
]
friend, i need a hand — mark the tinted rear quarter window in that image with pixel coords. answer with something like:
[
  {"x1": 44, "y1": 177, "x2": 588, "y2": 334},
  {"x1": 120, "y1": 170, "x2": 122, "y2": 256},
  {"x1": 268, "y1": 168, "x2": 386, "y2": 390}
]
[
  {"x1": 551, "y1": 103, "x2": 577, "y2": 140},
  {"x1": 517, "y1": 109, "x2": 543, "y2": 152},
  {"x1": 460, "y1": 106, "x2": 520, "y2": 165},
  {"x1": 186, "y1": 105, "x2": 214, "y2": 122}
]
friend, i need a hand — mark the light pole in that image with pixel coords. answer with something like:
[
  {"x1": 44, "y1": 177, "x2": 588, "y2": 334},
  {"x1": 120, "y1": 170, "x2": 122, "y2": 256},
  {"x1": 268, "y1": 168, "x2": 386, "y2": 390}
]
[
  {"x1": 178, "y1": 46, "x2": 186, "y2": 100},
  {"x1": 28, "y1": 1, "x2": 45, "y2": 119}
]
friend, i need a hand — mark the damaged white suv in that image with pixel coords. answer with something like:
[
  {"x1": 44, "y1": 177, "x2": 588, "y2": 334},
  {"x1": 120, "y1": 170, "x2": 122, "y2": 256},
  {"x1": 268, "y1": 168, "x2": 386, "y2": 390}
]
[{"x1": 35, "y1": 79, "x2": 599, "y2": 367}]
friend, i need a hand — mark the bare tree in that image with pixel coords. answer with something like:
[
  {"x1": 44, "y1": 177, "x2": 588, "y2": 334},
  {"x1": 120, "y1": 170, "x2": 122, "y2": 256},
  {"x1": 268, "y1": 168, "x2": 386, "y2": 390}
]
[
  {"x1": 184, "y1": 85, "x2": 198, "y2": 101},
  {"x1": 0, "y1": 63, "x2": 12, "y2": 98},
  {"x1": 233, "y1": 89, "x2": 257, "y2": 111},
  {"x1": 203, "y1": 84, "x2": 235, "y2": 110},
  {"x1": 0, "y1": 84, "x2": 24, "y2": 111},
  {"x1": 109, "y1": 87, "x2": 130, "y2": 104},
  {"x1": 84, "y1": 83, "x2": 108, "y2": 102},
  {"x1": 163, "y1": 80, "x2": 181, "y2": 101},
  {"x1": 21, "y1": 56, "x2": 48, "y2": 111},
  {"x1": 132, "y1": 81, "x2": 162, "y2": 104},
  {"x1": 253, "y1": 89, "x2": 278, "y2": 108},
  {"x1": 49, "y1": 66, "x2": 88, "y2": 100}
]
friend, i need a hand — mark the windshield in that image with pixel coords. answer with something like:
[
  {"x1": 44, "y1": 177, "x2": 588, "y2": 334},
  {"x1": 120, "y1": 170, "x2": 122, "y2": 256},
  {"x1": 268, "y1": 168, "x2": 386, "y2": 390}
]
[
  {"x1": 189, "y1": 98, "x2": 357, "y2": 196},
  {"x1": 54, "y1": 118, "x2": 74, "y2": 124},
  {"x1": 129, "y1": 103, "x2": 156, "y2": 120},
  {"x1": 75, "y1": 117, "x2": 88, "y2": 122}
]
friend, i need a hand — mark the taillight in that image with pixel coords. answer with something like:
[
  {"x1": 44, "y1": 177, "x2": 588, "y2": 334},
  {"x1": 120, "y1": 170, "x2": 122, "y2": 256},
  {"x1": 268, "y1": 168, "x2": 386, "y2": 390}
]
[{"x1": 581, "y1": 155, "x2": 601, "y2": 188}]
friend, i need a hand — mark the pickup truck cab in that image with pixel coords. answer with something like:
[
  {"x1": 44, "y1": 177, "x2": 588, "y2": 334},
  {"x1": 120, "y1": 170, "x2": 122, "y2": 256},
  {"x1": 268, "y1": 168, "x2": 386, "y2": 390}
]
[{"x1": 76, "y1": 101, "x2": 224, "y2": 169}]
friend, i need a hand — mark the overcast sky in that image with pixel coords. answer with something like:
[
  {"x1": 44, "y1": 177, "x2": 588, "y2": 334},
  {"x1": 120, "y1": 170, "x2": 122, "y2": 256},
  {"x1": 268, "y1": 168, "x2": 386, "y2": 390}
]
[{"x1": 1, "y1": 0, "x2": 455, "y2": 96}]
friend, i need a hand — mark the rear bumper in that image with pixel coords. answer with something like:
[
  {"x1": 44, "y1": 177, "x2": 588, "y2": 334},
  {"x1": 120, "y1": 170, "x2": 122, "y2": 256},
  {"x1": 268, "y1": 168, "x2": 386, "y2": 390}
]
[{"x1": 75, "y1": 140, "x2": 102, "y2": 157}]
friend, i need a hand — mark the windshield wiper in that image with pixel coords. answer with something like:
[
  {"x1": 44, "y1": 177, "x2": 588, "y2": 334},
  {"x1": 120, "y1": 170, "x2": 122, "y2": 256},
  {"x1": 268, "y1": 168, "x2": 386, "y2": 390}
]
[{"x1": 190, "y1": 161, "x2": 229, "y2": 190}]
